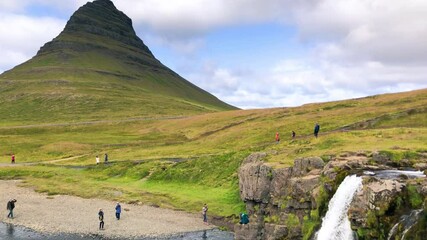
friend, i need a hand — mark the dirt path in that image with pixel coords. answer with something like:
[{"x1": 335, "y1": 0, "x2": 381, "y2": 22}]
[
  {"x1": 0, "y1": 116, "x2": 188, "y2": 130},
  {"x1": 0, "y1": 180, "x2": 213, "y2": 239}
]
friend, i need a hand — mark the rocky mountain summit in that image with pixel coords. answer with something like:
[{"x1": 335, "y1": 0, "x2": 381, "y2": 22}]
[{"x1": 0, "y1": 0, "x2": 234, "y2": 123}]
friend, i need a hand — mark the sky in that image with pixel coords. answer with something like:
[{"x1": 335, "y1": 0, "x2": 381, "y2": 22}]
[{"x1": 1, "y1": 0, "x2": 427, "y2": 109}]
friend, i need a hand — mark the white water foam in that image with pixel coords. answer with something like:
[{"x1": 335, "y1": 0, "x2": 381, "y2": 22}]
[{"x1": 316, "y1": 175, "x2": 362, "y2": 240}]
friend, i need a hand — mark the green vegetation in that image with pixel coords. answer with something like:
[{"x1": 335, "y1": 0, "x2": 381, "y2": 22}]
[{"x1": 0, "y1": 89, "x2": 426, "y2": 219}]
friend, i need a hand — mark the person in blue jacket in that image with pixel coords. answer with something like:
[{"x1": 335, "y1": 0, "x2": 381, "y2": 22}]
[
  {"x1": 115, "y1": 202, "x2": 121, "y2": 220},
  {"x1": 314, "y1": 123, "x2": 320, "y2": 138},
  {"x1": 239, "y1": 213, "x2": 249, "y2": 224}
]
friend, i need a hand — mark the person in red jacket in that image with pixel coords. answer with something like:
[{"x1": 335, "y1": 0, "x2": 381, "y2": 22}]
[
  {"x1": 275, "y1": 132, "x2": 280, "y2": 143},
  {"x1": 11, "y1": 154, "x2": 15, "y2": 164}
]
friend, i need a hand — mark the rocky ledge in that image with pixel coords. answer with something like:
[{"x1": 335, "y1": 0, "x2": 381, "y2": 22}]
[{"x1": 235, "y1": 151, "x2": 427, "y2": 240}]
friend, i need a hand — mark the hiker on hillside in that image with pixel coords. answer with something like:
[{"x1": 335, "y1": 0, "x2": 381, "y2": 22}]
[
  {"x1": 239, "y1": 213, "x2": 249, "y2": 224},
  {"x1": 115, "y1": 202, "x2": 121, "y2": 220},
  {"x1": 96, "y1": 155, "x2": 100, "y2": 165},
  {"x1": 104, "y1": 153, "x2": 108, "y2": 164},
  {"x1": 98, "y1": 208, "x2": 104, "y2": 230},
  {"x1": 202, "y1": 203, "x2": 208, "y2": 225},
  {"x1": 7, "y1": 199, "x2": 17, "y2": 218},
  {"x1": 275, "y1": 132, "x2": 280, "y2": 143},
  {"x1": 314, "y1": 123, "x2": 320, "y2": 138},
  {"x1": 11, "y1": 154, "x2": 15, "y2": 164},
  {"x1": 292, "y1": 131, "x2": 296, "y2": 139}
]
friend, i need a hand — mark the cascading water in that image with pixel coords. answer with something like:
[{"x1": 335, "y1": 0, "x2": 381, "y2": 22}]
[
  {"x1": 316, "y1": 175, "x2": 362, "y2": 240},
  {"x1": 387, "y1": 209, "x2": 423, "y2": 240}
]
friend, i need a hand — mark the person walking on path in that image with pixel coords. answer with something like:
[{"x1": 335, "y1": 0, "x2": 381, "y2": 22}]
[
  {"x1": 202, "y1": 204, "x2": 208, "y2": 225},
  {"x1": 11, "y1": 154, "x2": 15, "y2": 164},
  {"x1": 115, "y1": 202, "x2": 121, "y2": 220},
  {"x1": 104, "y1": 153, "x2": 108, "y2": 164},
  {"x1": 96, "y1": 155, "x2": 100, "y2": 165},
  {"x1": 292, "y1": 131, "x2": 296, "y2": 139},
  {"x1": 7, "y1": 199, "x2": 17, "y2": 218},
  {"x1": 275, "y1": 132, "x2": 280, "y2": 143},
  {"x1": 98, "y1": 209, "x2": 104, "y2": 230},
  {"x1": 314, "y1": 123, "x2": 320, "y2": 138}
]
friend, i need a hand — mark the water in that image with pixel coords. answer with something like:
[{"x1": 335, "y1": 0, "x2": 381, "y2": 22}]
[
  {"x1": 316, "y1": 175, "x2": 363, "y2": 240},
  {"x1": 387, "y1": 209, "x2": 423, "y2": 240},
  {"x1": 0, "y1": 223, "x2": 233, "y2": 240},
  {"x1": 365, "y1": 170, "x2": 426, "y2": 179}
]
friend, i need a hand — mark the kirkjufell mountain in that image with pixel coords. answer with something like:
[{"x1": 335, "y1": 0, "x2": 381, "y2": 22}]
[{"x1": 0, "y1": 0, "x2": 235, "y2": 123}]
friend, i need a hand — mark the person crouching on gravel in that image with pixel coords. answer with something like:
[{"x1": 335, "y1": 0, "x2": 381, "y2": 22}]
[
  {"x1": 7, "y1": 199, "x2": 17, "y2": 218},
  {"x1": 98, "y1": 208, "x2": 105, "y2": 230}
]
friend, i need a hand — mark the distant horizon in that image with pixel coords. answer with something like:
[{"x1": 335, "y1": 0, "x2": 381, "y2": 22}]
[{"x1": 1, "y1": 0, "x2": 426, "y2": 109}]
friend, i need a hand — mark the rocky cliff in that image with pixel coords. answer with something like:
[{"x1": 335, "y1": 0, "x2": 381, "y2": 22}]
[{"x1": 235, "y1": 151, "x2": 427, "y2": 240}]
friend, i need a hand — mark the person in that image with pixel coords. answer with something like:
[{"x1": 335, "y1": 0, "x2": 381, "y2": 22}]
[
  {"x1": 239, "y1": 213, "x2": 249, "y2": 224},
  {"x1": 314, "y1": 123, "x2": 320, "y2": 138},
  {"x1": 202, "y1": 203, "x2": 208, "y2": 225},
  {"x1": 104, "y1": 153, "x2": 108, "y2": 164},
  {"x1": 11, "y1": 154, "x2": 15, "y2": 164},
  {"x1": 292, "y1": 131, "x2": 296, "y2": 139},
  {"x1": 96, "y1": 155, "x2": 100, "y2": 165},
  {"x1": 98, "y1": 208, "x2": 104, "y2": 230},
  {"x1": 275, "y1": 132, "x2": 280, "y2": 143},
  {"x1": 115, "y1": 202, "x2": 121, "y2": 220},
  {"x1": 7, "y1": 199, "x2": 17, "y2": 218}
]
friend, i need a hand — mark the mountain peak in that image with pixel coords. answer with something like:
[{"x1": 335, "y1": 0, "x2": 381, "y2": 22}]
[
  {"x1": 0, "y1": 0, "x2": 235, "y2": 122},
  {"x1": 37, "y1": 0, "x2": 152, "y2": 57}
]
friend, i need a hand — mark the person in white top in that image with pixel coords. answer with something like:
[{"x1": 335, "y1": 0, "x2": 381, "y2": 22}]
[{"x1": 96, "y1": 155, "x2": 100, "y2": 165}]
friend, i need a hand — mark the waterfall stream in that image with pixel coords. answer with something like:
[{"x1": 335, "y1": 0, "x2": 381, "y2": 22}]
[
  {"x1": 316, "y1": 175, "x2": 362, "y2": 240},
  {"x1": 387, "y1": 209, "x2": 423, "y2": 240}
]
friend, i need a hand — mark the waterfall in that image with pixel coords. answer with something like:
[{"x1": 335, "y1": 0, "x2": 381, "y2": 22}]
[
  {"x1": 316, "y1": 175, "x2": 362, "y2": 240},
  {"x1": 387, "y1": 209, "x2": 423, "y2": 240}
]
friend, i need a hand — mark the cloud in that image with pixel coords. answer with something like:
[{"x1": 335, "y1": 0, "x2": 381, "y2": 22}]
[
  {"x1": 0, "y1": 13, "x2": 65, "y2": 73},
  {"x1": 1, "y1": 0, "x2": 426, "y2": 109}
]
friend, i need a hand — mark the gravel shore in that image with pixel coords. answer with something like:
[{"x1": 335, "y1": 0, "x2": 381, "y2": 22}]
[{"x1": 0, "y1": 181, "x2": 214, "y2": 239}]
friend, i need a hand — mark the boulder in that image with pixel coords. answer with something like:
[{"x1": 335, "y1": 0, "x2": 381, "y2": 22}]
[
  {"x1": 292, "y1": 157, "x2": 324, "y2": 176},
  {"x1": 235, "y1": 223, "x2": 262, "y2": 240},
  {"x1": 265, "y1": 224, "x2": 288, "y2": 240},
  {"x1": 239, "y1": 153, "x2": 272, "y2": 203}
]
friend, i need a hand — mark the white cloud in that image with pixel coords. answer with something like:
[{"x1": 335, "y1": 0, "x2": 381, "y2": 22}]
[
  {"x1": 1, "y1": 0, "x2": 426, "y2": 108},
  {"x1": 0, "y1": 13, "x2": 65, "y2": 73}
]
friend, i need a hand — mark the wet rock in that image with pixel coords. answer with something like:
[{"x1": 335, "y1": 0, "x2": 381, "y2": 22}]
[{"x1": 234, "y1": 223, "x2": 262, "y2": 240}]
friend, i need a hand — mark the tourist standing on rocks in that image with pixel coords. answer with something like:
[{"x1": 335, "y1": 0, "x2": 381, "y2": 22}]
[
  {"x1": 202, "y1": 204, "x2": 208, "y2": 225},
  {"x1": 115, "y1": 202, "x2": 121, "y2": 220},
  {"x1": 314, "y1": 123, "x2": 320, "y2": 138},
  {"x1": 7, "y1": 199, "x2": 17, "y2": 218},
  {"x1": 275, "y1": 132, "x2": 280, "y2": 143},
  {"x1": 11, "y1": 154, "x2": 15, "y2": 164},
  {"x1": 98, "y1": 208, "x2": 104, "y2": 230},
  {"x1": 104, "y1": 153, "x2": 108, "y2": 164}
]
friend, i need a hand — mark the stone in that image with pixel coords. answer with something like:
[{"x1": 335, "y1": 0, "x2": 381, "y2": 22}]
[
  {"x1": 239, "y1": 153, "x2": 272, "y2": 203},
  {"x1": 235, "y1": 223, "x2": 261, "y2": 240},
  {"x1": 265, "y1": 224, "x2": 288, "y2": 240}
]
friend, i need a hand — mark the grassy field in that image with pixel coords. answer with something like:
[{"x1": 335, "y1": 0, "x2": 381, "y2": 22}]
[{"x1": 0, "y1": 89, "x2": 426, "y2": 219}]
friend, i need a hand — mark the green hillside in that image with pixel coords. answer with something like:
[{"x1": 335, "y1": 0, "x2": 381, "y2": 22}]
[
  {"x1": 0, "y1": 88, "x2": 426, "y2": 218},
  {"x1": 0, "y1": 0, "x2": 235, "y2": 125}
]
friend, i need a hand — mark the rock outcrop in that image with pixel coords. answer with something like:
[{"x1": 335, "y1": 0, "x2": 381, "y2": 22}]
[{"x1": 235, "y1": 151, "x2": 427, "y2": 240}]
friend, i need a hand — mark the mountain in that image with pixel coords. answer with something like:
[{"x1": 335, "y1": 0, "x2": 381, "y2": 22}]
[{"x1": 0, "y1": 0, "x2": 236, "y2": 124}]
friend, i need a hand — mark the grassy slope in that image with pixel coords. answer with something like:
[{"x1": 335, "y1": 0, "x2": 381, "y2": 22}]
[{"x1": 0, "y1": 89, "x2": 426, "y2": 218}]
